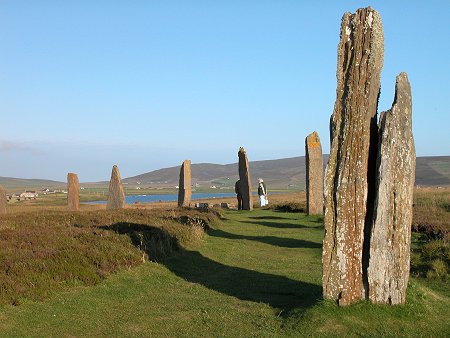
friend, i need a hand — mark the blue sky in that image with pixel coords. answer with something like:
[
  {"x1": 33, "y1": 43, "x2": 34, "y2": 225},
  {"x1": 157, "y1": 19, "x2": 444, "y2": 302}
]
[{"x1": 1, "y1": 1, "x2": 449, "y2": 181}]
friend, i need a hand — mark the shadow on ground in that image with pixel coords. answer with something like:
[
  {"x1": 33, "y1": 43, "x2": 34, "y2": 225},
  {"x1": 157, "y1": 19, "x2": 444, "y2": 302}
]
[
  {"x1": 209, "y1": 228, "x2": 322, "y2": 249},
  {"x1": 242, "y1": 220, "x2": 322, "y2": 230},
  {"x1": 248, "y1": 216, "x2": 292, "y2": 220},
  {"x1": 164, "y1": 249, "x2": 321, "y2": 312},
  {"x1": 101, "y1": 221, "x2": 322, "y2": 314},
  {"x1": 98, "y1": 222, "x2": 180, "y2": 261}
]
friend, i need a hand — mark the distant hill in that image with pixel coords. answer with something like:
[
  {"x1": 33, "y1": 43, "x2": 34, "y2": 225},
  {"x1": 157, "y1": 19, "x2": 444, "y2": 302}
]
[
  {"x1": 124, "y1": 155, "x2": 450, "y2": 189},
  {"x1": 1, "y1": 156, "x2": 449, "y2": 192},
  {"x1": 415, "y1": 156, "x2": 450, "y2": 186},
  {"x1": 123, "y1": 157, "x2": 312, "y2": 189},
  {"x1": 0, "y1": 177, "x2": 65, "y2": 193}
]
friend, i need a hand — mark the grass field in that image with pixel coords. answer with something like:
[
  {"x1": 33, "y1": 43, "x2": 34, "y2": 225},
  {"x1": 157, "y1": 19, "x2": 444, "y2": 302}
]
[{"x1": 0, "y1": 196, "x2": 449, "y2": 337}]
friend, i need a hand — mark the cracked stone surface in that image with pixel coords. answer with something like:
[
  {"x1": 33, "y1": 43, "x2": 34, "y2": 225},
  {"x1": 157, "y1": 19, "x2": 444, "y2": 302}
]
[
  {"x1": 0, "y1": 185, "x2": 6, "y2": 214},
  {"x1": 238, "y1": 147, "x2": 253, "y2": 210},
  {"x1": 368, "y1": 73, "x2": 415, "y2": 305},
  {"x1": 178, "y1": 160, "x2": 192, "y2": 208},
  {"x1": 323, "y1": 7, "x2": 384, "y2": 306},
  {"x1": 305, "y1": 131, "x2": 324, "y2": 215},
  {"x1": 107, "y1": 165, "x2": 125, "y2": 209},
  {"x1": 67, "y1": 173, "x2": 79, "y2": 211}
]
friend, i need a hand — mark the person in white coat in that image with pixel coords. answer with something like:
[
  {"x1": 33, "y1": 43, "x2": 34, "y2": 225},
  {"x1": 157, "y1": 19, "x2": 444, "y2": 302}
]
[{"x1": 257, "y1": 178, "x2": 268, "y2": 207}]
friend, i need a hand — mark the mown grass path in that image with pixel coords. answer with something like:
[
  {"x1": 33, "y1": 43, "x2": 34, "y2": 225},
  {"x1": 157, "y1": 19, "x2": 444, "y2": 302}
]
[{"x1": 0, "y1": 209, "x2": 448, "y2": 337}]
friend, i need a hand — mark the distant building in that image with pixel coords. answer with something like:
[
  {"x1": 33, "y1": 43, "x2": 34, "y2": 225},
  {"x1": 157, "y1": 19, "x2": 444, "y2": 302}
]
[{"x1": 41, "y1": 188, "x2": 56, "y2": 194}]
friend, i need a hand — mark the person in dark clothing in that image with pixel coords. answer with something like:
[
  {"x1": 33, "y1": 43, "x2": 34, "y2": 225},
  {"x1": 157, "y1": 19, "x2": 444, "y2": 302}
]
[{"x1": 235, "y1": 179, "x2": 243, "y2": 210}]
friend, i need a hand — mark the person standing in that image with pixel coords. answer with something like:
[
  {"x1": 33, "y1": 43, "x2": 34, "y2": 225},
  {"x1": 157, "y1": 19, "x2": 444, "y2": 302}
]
[
  {"x1": 257, "y1": 178, "x2": 268, "y2": 207},
  {"x1": 235, "y1": 179, "x2": 243, "y2": 210}
]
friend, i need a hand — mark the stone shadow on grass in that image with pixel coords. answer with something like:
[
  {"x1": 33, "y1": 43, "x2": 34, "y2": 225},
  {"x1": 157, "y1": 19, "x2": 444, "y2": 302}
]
[
  {"x1": 242, "y1": 220, "x2": 318, "y2": 230},
  {"x1": 208, "y1": 228, "x2": 322, "y2": 249},
  {"x1": 248, "y1": 216, "x2": 292, "y2": 220},
  {"x1": 101, "y1": 223, "x2": 321, "y2": 313},
  {"x1": 98, "y1": 222, "x2": 180, "y2": 262},
  {"x1": 163, "y1": 249, "x2": 321, "y2": 312}
]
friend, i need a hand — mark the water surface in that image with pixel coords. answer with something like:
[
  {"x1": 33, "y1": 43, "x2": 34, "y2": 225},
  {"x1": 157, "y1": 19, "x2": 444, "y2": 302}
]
[{"x1": 86, "y1": 192, "x2": 238, "y2": 204}]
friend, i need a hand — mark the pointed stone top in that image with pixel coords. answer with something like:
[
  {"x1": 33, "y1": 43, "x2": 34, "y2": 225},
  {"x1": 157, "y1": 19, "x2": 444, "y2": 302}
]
[
  {"x1": 394, "y1": 72, "x2": 410, "y2": 98},
  {"x1": 338, "y1": 7, "x2": 384, "y2": 81},
  {"x1": 306, "y1": 131, "x2": 321, "y2": 148},
  {"x1": 111, "y1": 165, "x2": 121, "y2": 178}
]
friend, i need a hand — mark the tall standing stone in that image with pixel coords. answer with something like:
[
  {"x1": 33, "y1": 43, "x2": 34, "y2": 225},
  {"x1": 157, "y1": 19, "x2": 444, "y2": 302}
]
[
  {"x1": 368, "y1": 73, "x2": 415, "y2": 304},
  {"x1": 305, "y1": 131, "x2": 323, "y2": 215},
  {"x1": 107, "y1": 165, "x2": 125, "y2": 209},
  {"x1": 0, "y1": 185, "x2": 7, "y2": 214},
  {"x1": 238, "y1": 147, "x2": 253, "y2": 210},
  {"x1": 67, "y1": 173, "x2": 79, "y2": 211},
  {"x1": 323, "y1": 7, "x2": 384, "y2": 306},
  {"x1": 178, "y1": 160, "x2": 192, "y2": 208}
]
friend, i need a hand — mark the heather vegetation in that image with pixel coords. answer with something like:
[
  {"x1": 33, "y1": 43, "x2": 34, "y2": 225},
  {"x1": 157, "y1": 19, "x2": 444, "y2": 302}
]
[
  {"x1": 411, "y1": 188, "x2": 450, "y2": 290},
  {"x1": 0, "y1": 208, "x2": 218, "y2": 306},
  {"x1": 412, "y1": 188, "x2": 450, "y2": 240}
]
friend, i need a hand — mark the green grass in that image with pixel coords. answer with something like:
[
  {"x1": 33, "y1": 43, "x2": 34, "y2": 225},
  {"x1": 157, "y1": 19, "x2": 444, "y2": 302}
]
[{"x1": 0, "y1": 209, "x2": 449, "y2": 337}]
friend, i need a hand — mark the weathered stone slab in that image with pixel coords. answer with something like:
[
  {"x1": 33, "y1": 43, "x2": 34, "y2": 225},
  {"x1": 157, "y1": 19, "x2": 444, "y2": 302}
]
[
  {"x1": 238, "y1": 147, "x2": 253, "y2": 210},
  {"x1": 178, "y1": 160, "x2": 192, "y2": 208},
  {"x1": 368, "y1": 73, "x2": 415, "y2": 304},
  {"x1": 0, "y1": 185, "x2": 7, "y2": 214},
  {"x1": 305, "y1": 131, "x2": 324, "y2": 215},
  {"x1": 107, "y1": 165, "x2": 125, "y2": 209},
  {"x1": 67, "y1": 173, "x2": 79, "y2": 211},
  {"x1": 323, "y1": 7, "x2": 384, "y2": 306}
]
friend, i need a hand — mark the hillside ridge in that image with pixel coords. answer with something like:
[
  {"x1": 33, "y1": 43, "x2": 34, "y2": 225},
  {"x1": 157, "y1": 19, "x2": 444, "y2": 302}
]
[{"x1": 1, "y1": 156, "x2": 449, "y2": 191}]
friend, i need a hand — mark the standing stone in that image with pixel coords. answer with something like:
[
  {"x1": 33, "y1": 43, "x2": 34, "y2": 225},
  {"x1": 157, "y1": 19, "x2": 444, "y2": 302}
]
[
  {"x1": 305, "y1": 131, "x2": 323, "y2": 215},
  {"x1": 368, "y1": 73, "x2": 415, "y2": 304},
  {"x1": 67, "y1": 173, "x2": 79, "y2": 211},
  {"x1": 178, "y1": 160, "x2": 192, "y2": 208},
  {"x1": 238, "y1": 147, "x2": 253, "y2": 210},
  {"x1": 107, "y1": 165, "x2": 125, "y2": 209},
  {"x1": 0, "y1": 185, "x2": 7, "y2": 214},
  {"x1": 323, "y1": 7, "x2": 384, "y2": 306}
]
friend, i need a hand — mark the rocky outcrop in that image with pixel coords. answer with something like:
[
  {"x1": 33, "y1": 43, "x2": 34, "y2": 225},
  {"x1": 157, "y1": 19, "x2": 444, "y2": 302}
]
[
  {"x1": 323, "y1": 7, "x2": 384, "y2": 306},
  {"x1": 67, "y1": 173, "x2": 79, "y2": 211},
  {"x1": 0, "y1": 185, "x2": 6, "y2": 214},
  {"x1": 107, "y1": 165, "x2": 125, "y2": 209},
  {"x1": 238, "y1": 147, "x2": 253, "y2": 210},
  {"x1": 305, "y1": 131, "x2": 323, "y2": 215},
  {"x1": 368, "y1": 73, "x2": 415, "y2": 304},
  {"x1": 178, "y1": 160, "x2": 192, "y2": 208}
]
